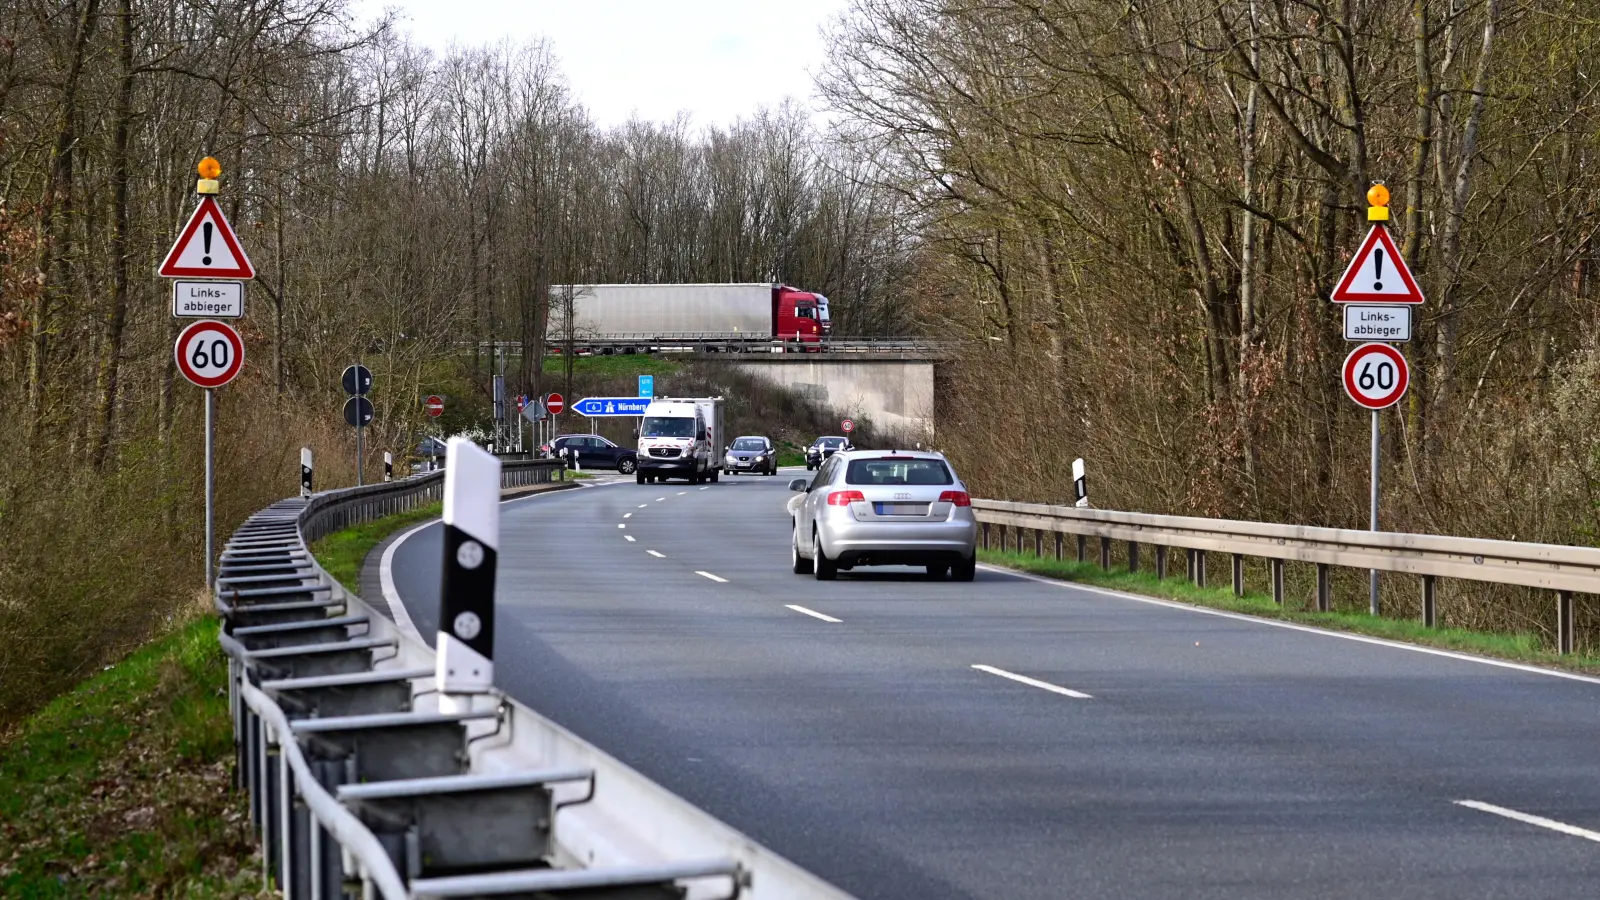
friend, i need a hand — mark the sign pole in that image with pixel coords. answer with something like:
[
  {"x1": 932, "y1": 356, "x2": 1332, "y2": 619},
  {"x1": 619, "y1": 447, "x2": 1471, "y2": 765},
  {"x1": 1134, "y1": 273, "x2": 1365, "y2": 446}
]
[
  {"x1": 204, "y1": 388, "x2": 215, "y2": 588},
  {"x1": 1370, "y1": 409, "x2": 1380, "y2": 615}
]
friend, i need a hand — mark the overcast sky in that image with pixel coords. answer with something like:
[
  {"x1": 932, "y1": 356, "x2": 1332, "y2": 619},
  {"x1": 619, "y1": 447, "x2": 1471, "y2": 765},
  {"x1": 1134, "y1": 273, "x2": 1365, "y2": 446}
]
[{"x1": 357, "y1": 0, "x2": 851, "y2": 128}]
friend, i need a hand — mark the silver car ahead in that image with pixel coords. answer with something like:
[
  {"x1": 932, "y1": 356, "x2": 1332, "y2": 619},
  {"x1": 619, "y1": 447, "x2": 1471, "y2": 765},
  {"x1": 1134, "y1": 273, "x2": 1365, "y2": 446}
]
[{"x1": 789, "y1": 450, "x2": 978, "y2": 581}]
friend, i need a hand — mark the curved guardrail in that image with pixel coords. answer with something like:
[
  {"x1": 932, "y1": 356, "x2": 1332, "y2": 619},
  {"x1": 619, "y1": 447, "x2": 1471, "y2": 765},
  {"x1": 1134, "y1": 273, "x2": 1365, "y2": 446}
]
[
  {"x1": 973, "y1": 500, "x2": 1595, "y2": 654},
  {"x1": 217, "y1": 460, "x2": 853, "y2": 900}
]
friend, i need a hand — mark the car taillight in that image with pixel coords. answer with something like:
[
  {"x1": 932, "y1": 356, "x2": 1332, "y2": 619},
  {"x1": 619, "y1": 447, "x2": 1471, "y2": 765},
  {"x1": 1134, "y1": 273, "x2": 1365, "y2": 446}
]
[
  {"x1": 939, "y1": 490, "x2": 971, "y2": 507},
  {"x1": 827, "y1": 490, "x2": 865, "y2": 506}
]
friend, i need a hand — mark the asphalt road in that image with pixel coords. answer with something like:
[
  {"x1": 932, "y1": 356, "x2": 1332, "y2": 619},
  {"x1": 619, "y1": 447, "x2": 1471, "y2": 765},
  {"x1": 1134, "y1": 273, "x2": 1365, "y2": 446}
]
[{"x1": 383, "y1": 471, "x2": 1600, "y2": 900}]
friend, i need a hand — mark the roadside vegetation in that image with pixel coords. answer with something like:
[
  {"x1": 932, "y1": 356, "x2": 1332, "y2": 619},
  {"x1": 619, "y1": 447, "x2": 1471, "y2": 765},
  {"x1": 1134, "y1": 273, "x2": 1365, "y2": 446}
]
[
  {"x1": 0, "y1": 613, "x2": 262, "y2": 896},
  {"x1": 311, "y1": 502, "x2": 443, "y2": 593},
  {"x1": 979, "y1": 550, "x2": 1600, "y2": 674}
]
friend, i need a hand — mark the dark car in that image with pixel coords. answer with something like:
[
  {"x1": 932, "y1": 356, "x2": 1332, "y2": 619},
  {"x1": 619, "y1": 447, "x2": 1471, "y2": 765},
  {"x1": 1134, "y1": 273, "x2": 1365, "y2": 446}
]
[
  {"x1": 724, "y1": 435, "x2": 777, "y2": 475},
  {"x1": 805, "y1": 436, "x2": 852, "y2": 470},
  {"x1": 540, "y1": 434, "x2": 637, "y2": 474}
]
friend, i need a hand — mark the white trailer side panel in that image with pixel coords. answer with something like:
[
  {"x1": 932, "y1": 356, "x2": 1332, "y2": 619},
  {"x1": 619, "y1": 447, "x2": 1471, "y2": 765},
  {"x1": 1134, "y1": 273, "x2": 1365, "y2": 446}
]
[{"x1": 549, "y1": 283, "x2": 773, "y2": 337}]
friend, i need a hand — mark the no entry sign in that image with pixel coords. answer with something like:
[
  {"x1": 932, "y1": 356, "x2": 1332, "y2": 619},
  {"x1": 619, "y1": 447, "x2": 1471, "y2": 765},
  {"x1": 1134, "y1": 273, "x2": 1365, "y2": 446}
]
[
  {"x1": 1342, "y1": 342, "x2": 1409, "y2": 410},
  {"x1": 545, "y1": 393, "x2": 564, "y2": 416},
  {"x1": 425, "y1": 395, "x2": 445, "y2": 418},
  {"x1": 174, "y1": 320, "x2": 244, "y2": 388}
]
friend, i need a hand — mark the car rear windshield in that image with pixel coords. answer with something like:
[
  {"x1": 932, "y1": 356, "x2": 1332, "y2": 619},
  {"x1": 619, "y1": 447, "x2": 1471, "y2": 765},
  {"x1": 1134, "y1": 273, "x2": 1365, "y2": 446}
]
[
  {"x1": 732, "y1": 438, "x2": 765, "y2": 450},
  {"x1": 845, "y1": 458, "x2": 953, "y2": 486}
]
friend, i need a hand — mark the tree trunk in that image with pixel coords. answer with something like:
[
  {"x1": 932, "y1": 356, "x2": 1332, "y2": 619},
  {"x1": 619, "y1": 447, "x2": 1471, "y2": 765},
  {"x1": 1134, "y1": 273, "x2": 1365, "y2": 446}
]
[{"x1": 92, "y1": 0, "x2": 133, "y2": 469}]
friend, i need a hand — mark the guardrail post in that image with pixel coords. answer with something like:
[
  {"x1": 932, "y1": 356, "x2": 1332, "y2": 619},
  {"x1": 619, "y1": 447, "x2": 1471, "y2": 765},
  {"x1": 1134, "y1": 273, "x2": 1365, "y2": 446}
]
[
  {"x1": 1076, "y1": 534, "x2": 1086, "y2": 563},
  {"x1": 1558, "y1": 591, "x2": 1574, "y2": 655},
  {"x1": 1034, "y1": 529, "x2": 1042, "y2": 558},
  {"x1": 1316, "y1": 563, "x2": 1331, "y2": 611},
  {"x1": 1422, "y1": 575, "x2": 1436, "y2": 627},
  {"x1": 1271, "y1": 560, "x2": 1285, "y2": 605},
  {"x1": 981, "y1": 522, "x2": 990, "y2": 550},
  {"x1": 1232, "y1": 554, "x2": 1244, "y2": 597},
  {"x1": 1155, "y1": 545, "x2": 1167, "y2": 579},
  {"x1": 1054, "y1": 532, "x2": 1063, "y2": 561},
  {"x1": 1127, "y1": 541, "x2": 1139, "y2": 573},
  {"x1": 1098, "y1": 536, "x2": 1111, "y2": 570},
  {"x1": 1195, "y1": 551, "x2": 1206, "y2": 588}
]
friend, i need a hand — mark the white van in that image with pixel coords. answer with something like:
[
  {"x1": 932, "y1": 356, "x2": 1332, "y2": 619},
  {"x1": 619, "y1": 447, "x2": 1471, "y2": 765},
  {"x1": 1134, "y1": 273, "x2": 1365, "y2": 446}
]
[{"x1": 637, "y1": 397, "x2": 724, "y2": 484}]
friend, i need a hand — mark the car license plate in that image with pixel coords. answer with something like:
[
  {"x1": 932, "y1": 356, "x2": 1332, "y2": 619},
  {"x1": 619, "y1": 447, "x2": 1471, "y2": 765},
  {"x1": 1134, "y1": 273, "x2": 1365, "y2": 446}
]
[{"x1": 875, "y1": 502, "x2": 928, "y2": 516}]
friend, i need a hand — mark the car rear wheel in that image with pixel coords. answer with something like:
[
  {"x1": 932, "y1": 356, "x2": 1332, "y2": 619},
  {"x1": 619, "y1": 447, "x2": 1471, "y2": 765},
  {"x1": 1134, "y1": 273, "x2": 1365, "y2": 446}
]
[
  {"x1": 619, "y1": 458, "x2": 637, "y2": 475},
  {"x1": 952, "y1": 557, "x2": 976, "y2": 582},
  {"x1": 791, "y1": 530, "x2": 813, "y2": 575},
  {"x1": 813, "y1": 531, "x2": 838, "y2": 581}
]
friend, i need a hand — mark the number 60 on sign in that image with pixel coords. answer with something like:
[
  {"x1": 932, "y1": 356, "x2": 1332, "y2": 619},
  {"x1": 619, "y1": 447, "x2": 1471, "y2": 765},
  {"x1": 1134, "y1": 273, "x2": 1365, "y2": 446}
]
[
  {"x1": 175, "y1": 319, "x2": 245, "y2": 389},
  {"x1": 1342, "y1": 342, "x2": 1409, "y2": 410}
]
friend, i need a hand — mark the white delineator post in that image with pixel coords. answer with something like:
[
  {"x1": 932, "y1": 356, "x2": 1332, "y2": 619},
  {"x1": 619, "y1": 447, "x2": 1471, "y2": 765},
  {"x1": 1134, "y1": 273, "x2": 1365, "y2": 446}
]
[
  {"x1": 1073, "y1": 458, "x2": 1089, "y2": 508},
  {"x1": 383, "y1": 451, "x2": 393, "y2": 482},
  {"x1": 437, "y1": 438, "x2": 500, "y2": 712},
  {"x1": 300, "y1": 447, "x2": 313, "y2": 498}
]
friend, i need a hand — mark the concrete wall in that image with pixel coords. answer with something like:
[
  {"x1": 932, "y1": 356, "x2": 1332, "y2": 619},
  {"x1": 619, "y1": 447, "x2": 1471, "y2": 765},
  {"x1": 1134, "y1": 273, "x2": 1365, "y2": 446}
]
[{"x1": 728, "y1": 355, "x2": 935, "y2": 435}]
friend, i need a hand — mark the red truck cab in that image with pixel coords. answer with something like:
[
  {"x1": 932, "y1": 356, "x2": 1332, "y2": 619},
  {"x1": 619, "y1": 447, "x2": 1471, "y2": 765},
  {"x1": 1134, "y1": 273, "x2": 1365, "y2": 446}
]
[{"x1": 774, "y1": 285, "x2": 823, "y2": 347}]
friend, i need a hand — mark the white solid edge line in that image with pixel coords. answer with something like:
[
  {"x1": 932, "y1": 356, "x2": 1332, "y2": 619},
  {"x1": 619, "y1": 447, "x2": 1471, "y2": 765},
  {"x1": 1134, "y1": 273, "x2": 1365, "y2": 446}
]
[
  {"x1": 379, "y1": 520, "x2": 433, "y2": 643},
  {"x1": 381, "y1": 484, "x2": 588, "y2": 642},
  {"x1": 1455, "y1": 800, "x2": 1600, "y2": 843},
  {"x1": 977, "y1": 563, "x2": 1600, "y2": 687},
  {"x1": 647, "y1": 550, "x2": 666, "y2": 558},
  {"x1": 624, "y1": 535, "x2": 636, "y2": 542},
  {"x1": 972, "y1": 664, "x2": 1092, "y2": 699},
  {"x1": 695, "y1": 570, "x2": 728, "y2": 583},
  {"x1": 785, "y1": 604, "x2": 841, "y2": 623}
]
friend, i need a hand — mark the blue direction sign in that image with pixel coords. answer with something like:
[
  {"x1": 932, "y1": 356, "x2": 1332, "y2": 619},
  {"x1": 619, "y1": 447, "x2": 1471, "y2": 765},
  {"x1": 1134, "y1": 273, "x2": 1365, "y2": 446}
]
[
  {"x1": 573, "y1": 396, "x2": 651, "y2": 417},
  {"x1": 638, "y1": 374, "x2": 654, "y2": 398}
]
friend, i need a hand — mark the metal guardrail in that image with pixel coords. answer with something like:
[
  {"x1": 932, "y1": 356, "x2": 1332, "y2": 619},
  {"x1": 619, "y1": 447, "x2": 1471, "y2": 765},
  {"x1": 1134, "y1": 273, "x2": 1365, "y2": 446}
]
[
  {"x1": 217, "y1": 463, "x2": 852, "y2": 900},
  {"x1": 972, "y1": 500, "x2": 1594, "y2": 654}
]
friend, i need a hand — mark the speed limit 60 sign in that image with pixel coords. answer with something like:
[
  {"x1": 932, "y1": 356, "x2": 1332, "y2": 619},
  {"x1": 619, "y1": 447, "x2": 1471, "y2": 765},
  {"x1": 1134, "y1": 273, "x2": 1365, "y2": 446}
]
[
  {"x1": 1342, "y1": 342, "x2": 1409, "y2": 409},
  {"x1": 175, "y1": 320, "x2": 244, "y2": 388}
]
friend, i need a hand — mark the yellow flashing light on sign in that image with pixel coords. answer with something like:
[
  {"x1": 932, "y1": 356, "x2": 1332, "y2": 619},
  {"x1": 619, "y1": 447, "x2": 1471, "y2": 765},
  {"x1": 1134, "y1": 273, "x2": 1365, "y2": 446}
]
[
  {"x1": 196, "y1": 157, "x2": 222, "y2": 194},
  {"x1": 1367, "y1": 183, "x2": 1390, "y2": 222}
]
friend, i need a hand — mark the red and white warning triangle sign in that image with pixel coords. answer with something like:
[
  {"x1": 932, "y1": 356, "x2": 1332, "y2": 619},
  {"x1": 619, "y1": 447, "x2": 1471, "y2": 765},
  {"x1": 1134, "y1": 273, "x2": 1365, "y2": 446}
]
[
  {"x1": 158, "y1": 196, "x2": 254, "y2": 279},
  {"x1": 1331, "y1": 225, "x2": 1423, "y2": 304}
]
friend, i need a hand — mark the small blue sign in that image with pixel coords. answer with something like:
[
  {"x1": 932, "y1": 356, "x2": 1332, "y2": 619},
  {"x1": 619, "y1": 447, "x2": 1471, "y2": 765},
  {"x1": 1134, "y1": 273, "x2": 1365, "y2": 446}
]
[
  {"x1": 638, "y1": 374, "x2": 654, "y2": 398},
  {"x1": 573, "y1": 396, "x2": 651, "y2": 417}
]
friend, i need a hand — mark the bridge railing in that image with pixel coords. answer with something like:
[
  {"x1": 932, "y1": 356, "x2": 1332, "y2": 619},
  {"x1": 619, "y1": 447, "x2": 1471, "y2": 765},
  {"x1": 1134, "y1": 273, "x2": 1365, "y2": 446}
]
[
  {"x1": 216, "y1": 461, "x2": 851, "y2": 900},
  {"x1": 972, "y1": 500, "x2": 1595, "y2": 654}
]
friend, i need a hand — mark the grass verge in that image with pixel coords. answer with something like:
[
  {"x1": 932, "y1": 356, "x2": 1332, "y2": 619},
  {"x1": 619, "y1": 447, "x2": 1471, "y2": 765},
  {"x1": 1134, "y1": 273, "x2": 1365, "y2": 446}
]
[
  {"x1": 979, "y1": 549, "x2": 1600, "y2": 674},
  {"x1": 311, "y1": 502, "x2": 442, "y2": 592},
  {"x1": 0, "y1": 613, "x2": 265, "y2": 897}
]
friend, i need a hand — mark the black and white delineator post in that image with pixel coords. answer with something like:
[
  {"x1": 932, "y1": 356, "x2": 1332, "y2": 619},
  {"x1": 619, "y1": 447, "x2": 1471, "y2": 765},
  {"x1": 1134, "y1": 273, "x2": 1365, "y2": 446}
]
[
  {"x1": 437, "y1": 438, "x2": 500, "y2": 710},
  {"x1": 1073, "y1": 458, "x2": 1089, "y2": 508},
  {"x1": 300, "y1": 447, "x2": 313, "y2": 498},
  {"x1": 383, "y1": 451, "x2": 393, "y2": 482}
]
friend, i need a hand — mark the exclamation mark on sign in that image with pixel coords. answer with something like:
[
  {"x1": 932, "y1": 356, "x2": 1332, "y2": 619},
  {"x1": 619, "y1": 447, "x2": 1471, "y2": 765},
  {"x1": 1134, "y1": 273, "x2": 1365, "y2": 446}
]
[
  {"x1": 202, "y1": 222, "x2": 213, "y2": 266},
  {"x1": 1372, "y1": 248, "x2": 1384, "y2": 291}
]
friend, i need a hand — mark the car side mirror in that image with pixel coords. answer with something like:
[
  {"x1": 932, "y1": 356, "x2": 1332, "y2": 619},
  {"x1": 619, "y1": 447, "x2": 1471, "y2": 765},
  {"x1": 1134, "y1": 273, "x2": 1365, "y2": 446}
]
[{"x1": 788, "y1": 479, "x2": 809, "y2": 492}]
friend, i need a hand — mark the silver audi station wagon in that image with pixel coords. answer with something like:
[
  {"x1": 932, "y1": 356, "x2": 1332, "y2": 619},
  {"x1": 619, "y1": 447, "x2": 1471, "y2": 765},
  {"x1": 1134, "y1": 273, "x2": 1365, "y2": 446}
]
[{"x1": 789, "y1": 451, "x2": 978, "y2": 581}]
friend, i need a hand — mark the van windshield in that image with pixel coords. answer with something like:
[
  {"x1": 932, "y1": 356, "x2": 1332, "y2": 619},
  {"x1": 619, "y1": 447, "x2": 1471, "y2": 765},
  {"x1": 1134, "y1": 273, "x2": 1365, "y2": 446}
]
[{"x1": 642, "y1": 416, "x2": 695, "y2": 438}]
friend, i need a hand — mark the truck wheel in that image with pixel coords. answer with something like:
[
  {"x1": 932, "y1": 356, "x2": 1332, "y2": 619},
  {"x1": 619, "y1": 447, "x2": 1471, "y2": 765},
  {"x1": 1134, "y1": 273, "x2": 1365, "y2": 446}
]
[
  {"x1": 636, "y1": 472, "x2": 645, "y2": 485},
  {"x1": 711, "y1": 469, "x2": 719, "y2": 483}
]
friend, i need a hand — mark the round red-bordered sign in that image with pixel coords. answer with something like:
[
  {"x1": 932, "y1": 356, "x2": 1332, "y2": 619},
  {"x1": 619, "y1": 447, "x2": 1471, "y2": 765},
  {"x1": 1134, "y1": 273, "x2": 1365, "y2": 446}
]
[
  {"x1": 424, "y1": 395, "x2": 445, "y2": 418},
  {"x1": 174, "y1": 319, "x2": 244, "y2": 388},
  {"x1": 841, "y1": 418, "x2": 855, "y2": 434},
  {"x1": 545, "y1": 392, "x2": 564, "y2": 415},
  {"x1": 1342, "y1": 342, "x2": 1409, "y2": 410}
]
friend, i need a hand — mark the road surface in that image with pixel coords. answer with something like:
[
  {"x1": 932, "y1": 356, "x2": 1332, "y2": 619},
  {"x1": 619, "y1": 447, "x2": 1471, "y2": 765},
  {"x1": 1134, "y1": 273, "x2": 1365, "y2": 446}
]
[{"x1": 380, "y1": 472, "x2": 1600, "y2": 899}]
